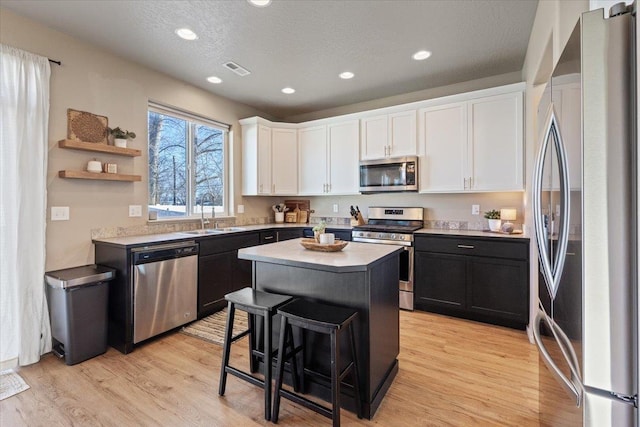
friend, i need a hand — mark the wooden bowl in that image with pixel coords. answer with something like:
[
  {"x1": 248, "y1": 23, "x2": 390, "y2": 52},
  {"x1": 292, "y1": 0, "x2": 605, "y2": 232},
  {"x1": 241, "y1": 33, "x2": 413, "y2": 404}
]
[{"x1": 300, "y1": 238, "x2": 348, "y2": 252}]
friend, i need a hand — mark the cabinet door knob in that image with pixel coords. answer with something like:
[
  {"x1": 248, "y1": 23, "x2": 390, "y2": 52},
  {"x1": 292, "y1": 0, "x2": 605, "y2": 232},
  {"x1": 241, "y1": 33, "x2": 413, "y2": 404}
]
[{"x1": 457, "y1": 244, "x2": 475, "y2": 249}]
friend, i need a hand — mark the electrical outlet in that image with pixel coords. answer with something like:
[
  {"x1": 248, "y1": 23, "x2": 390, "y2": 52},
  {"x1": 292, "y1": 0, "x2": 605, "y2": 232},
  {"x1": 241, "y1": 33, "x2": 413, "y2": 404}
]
[
  {"x1": 556, "y1": 204, "x2": 561, "y2": 218},
  {"x1": 333, "y1": 204, "x2": 339, "y2": 213},
  {"x1": 51, "y1": 206, "x2": 69, "y2": 221},
  {"x1": 237, "y1": 204, "x2": 245, "y2": 214},
  {"x1": 472, "y1": 204, "x2": 480, "y2": 215},
  {"x1": 129, "y1": 205, "x2": 142, "y2": 217}
]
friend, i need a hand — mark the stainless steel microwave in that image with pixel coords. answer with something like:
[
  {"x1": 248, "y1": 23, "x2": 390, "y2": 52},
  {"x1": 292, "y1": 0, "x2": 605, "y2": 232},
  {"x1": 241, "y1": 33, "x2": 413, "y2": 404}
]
[{"x1": 359, "y1": 156, "x2": 418, "y2": 193}]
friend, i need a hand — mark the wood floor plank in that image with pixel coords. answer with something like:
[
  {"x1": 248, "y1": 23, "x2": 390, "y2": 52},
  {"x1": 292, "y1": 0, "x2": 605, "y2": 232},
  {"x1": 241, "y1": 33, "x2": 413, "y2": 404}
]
[{"x1": 1, "y1": 310, "x2": 556, "y2": 426}]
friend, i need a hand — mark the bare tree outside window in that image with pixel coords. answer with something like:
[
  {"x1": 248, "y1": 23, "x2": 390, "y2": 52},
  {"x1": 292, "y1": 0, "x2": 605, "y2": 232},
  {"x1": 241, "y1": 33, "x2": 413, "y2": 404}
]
[{"x1": 148, "y1": 108, "x2": 226, "y2": 218}]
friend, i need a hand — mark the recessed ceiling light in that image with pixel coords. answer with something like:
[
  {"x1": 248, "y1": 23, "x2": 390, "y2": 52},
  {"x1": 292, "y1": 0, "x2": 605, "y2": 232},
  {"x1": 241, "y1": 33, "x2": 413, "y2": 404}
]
[
  {"x1": 248, "y1": 0, "x2": 271, "y2": 6},
  {"x1": 175, "y1": 28, "x2": 198, "y2": 41},
  {"x1": 281, "y1": 87, "x2": 295, "y2": 94},
  {"x1": 412, "y1": 50, "x2": 432, "y2": 61},
  {"x1": 207, "y1": 76, "x2": 222, "y2": 84},
  {"x1": 339, "y1": 71, "x2": 355, "y2": 79}
]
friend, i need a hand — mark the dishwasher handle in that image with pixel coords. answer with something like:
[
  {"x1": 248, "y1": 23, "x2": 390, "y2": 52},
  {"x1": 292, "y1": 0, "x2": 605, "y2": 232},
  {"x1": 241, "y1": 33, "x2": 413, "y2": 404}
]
[{"x1": 132, "y1": 241, "x2": 199, "y2": 264}]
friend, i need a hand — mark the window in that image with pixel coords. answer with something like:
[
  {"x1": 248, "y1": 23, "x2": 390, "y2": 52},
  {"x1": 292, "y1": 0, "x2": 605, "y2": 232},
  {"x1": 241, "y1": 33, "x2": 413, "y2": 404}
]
[{"x1": 148, "y1": 103, "x2": 229, "y2": 219}]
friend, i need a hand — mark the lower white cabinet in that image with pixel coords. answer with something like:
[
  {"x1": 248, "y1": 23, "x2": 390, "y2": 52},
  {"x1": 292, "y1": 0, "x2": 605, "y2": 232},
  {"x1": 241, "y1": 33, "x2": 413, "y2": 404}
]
[
  {"x1": 419, "y1": 88, "x2": 524, "y2": 193},
  {"x1": 298, "y1": 120, "x2": 359, "y2": 195}
]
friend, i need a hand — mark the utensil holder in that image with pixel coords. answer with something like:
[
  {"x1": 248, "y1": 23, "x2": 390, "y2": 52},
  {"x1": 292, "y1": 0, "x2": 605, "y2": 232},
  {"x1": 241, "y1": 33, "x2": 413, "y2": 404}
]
[{"x1": 275, "y1": 212, "x2": 284, "y2": 223}]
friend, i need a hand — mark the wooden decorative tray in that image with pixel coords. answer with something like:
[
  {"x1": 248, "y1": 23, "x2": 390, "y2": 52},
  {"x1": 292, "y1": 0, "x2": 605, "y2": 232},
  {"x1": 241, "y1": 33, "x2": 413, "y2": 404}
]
[{"x1": 300, "y1": 238, "x2": 348, "y2": 252}]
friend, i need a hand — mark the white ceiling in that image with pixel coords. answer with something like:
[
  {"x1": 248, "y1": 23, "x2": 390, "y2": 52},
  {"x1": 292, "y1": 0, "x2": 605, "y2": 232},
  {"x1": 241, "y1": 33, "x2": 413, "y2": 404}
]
[{"x1": 2, "y1": 0, "x2": 538, "y2": 120}]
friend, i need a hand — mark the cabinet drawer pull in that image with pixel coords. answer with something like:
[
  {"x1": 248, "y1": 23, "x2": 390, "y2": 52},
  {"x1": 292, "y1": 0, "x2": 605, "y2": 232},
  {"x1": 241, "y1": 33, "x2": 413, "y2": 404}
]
[
  {"x1": 264, "y1": 236, "x2": 274, "y2": 240},
  {"x1": 457, "y1": 244, "x2": 475, "y2": 249},
  {"x1": 566, "y1": 252, "x2": 576, "y2": 256}
]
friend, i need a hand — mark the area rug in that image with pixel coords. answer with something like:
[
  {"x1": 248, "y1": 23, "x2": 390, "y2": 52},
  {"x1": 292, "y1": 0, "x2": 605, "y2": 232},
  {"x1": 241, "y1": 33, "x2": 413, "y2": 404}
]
[
  {"x1": 0, "y1": 369, "x2": 30, "y2": 401},
  {"x1": 181, "y1": 308, "x2": 248, "y2": 346}
]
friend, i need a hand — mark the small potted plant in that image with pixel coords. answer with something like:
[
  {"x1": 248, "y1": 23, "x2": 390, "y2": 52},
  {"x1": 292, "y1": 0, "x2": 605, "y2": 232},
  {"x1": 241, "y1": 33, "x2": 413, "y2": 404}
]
[
  {"x1": 312, "y1": 221, "x2": 327, "y2": 242},
  {"x1": 484, "y1": 209, "x2": 501, "y2": 232},
  {"x1": 108, "y1": 127, "x2": 136, "y2": 148}
]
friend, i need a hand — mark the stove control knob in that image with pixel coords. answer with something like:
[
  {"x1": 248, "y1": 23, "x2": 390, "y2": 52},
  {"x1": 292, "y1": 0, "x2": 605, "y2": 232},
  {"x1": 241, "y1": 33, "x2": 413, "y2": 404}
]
[
  {"x1": 378, "y1": 233, "x2": 384, "y2": 239},
  {"x1": 391, "y1": 234, "x2": 396, "y2": 240}
]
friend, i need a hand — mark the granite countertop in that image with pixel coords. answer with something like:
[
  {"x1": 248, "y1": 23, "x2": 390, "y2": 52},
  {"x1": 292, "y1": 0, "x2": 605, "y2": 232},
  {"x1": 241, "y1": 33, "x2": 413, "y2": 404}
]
[
  {"x1": 238, "y1": 238, "x2": 403, "y2": 273},
  {"x1": 415, "y1": 228, "x2": 530, "y2": 240},
  {"x1": 92, "y1": 222, "x2": 530, "y2": 248}
]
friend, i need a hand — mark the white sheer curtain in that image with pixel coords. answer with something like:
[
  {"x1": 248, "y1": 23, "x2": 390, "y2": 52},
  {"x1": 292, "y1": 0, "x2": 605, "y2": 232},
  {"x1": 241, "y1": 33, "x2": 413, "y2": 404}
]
[{"x1": 0, "y1": 44, "x2": 52, "y2": 367}]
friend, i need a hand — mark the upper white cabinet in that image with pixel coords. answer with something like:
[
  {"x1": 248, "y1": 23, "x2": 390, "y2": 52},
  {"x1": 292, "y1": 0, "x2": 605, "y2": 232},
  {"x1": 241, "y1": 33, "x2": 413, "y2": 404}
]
[
  {"x1": 298, "y1": 120, "x2": 359, "y2": 195},
  {"x1": 468, "y1": 91, "x2": 523, "y2": 191},
  {"x1": 419, "y1": 102, "x2": 467, "y2": 192},
  {"x1": 271, "y1": 128, "x2": 298, "y2": 195},
  {"x1": 241, "y1": 119, "x2": 297, "y2": 195},
  {"x1": 419, "y1": 88, "x2": 524, "y2": 193},
  {"x1": 360, "y1": 110, "x2": 417, "y2": 160}
]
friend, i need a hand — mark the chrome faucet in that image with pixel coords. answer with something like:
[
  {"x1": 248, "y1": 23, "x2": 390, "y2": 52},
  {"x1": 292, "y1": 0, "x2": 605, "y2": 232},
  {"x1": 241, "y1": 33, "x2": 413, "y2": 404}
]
[{"x1": 199, "y1": 193, "x2": 216, "y2": 229}]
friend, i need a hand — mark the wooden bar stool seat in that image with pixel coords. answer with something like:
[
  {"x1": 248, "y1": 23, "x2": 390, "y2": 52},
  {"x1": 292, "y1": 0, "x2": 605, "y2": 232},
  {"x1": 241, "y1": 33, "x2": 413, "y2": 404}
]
[
  {"x1": 218, "y1": 287, "x2": 297, "y2": 421},
  {"x1": 272, "y1": 298, "x2": 363, "y2": 427}
]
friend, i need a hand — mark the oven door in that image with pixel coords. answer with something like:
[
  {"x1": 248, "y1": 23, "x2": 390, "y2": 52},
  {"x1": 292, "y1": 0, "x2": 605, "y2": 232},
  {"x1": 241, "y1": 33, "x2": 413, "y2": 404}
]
[{"x1": 399, "y1": 246, "x2": 414, "y2": 311}]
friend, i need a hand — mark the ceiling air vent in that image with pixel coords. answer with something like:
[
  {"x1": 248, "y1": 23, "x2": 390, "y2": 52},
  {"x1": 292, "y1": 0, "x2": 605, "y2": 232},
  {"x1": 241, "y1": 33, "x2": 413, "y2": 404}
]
[{"x1": 223, "y1": 61, "x2": 251, "y2": 76}]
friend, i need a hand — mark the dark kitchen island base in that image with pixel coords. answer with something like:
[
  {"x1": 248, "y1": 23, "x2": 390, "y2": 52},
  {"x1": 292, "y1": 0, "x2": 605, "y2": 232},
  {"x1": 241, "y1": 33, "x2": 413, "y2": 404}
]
[{"x1": 239, "y1": 239, "x2": 401, "y2": 419}]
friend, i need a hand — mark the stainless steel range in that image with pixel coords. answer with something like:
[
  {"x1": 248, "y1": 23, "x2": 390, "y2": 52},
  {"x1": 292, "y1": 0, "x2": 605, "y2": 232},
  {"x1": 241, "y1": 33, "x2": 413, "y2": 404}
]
[{"x1": 352, "y1": 207, "x2": 424, "y2": 310}]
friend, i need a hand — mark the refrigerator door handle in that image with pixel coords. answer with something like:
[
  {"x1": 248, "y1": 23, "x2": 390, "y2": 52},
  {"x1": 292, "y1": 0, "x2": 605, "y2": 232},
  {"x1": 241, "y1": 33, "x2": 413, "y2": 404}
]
[
  {"x1": 532, "y1": 104, "x2": 571, "y2": 299},
  {"x1": 533, "y1": 310, "x2": 583, "y2": 406}
]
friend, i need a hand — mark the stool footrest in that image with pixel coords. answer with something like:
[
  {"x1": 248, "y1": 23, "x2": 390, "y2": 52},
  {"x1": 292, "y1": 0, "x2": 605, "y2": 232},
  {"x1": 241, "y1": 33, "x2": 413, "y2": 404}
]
[
  {"x1": 303, "y1": 366, "x2": 358, "y2": 391},
  {"x1": 280, "y1": 388, "x2": 333, "y2": 419},
  {"x1": 225, "y1": 366, "x2": 265, "y2": 389},
  {"x1": 230, "y1": 329, "x2": 250, "y2": 343}
]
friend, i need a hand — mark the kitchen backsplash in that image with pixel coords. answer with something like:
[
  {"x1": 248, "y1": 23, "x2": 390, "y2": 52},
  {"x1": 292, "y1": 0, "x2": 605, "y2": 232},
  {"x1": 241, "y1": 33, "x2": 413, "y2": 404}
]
[{"x1": 91, "y1": 214, "x2": 522, "y2": 239}]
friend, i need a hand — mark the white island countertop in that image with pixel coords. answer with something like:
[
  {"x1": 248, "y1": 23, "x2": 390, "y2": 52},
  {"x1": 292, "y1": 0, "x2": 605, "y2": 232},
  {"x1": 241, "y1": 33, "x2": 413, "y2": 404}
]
[{"x1": 238, "y1": 238, "x2": 403, "y2": 273}]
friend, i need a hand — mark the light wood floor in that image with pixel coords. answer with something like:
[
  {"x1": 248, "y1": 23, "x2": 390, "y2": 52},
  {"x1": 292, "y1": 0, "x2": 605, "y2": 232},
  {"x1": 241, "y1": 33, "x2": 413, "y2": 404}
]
[{"x1": 1, "y1": 311, "x2": 545, "y2": 426}]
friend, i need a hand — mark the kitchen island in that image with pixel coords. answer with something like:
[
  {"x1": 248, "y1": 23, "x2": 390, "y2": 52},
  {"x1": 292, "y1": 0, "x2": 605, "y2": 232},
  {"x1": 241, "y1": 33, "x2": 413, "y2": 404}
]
[{"x1": 238, "y1": 238, "x2": 402, "y2": 419}]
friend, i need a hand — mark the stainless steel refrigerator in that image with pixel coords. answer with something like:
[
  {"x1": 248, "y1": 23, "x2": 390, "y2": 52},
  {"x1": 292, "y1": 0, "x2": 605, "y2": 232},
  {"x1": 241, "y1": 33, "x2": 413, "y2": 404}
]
[{"x1": 532, "y1": 3, "x2": 638, "y2": 426}]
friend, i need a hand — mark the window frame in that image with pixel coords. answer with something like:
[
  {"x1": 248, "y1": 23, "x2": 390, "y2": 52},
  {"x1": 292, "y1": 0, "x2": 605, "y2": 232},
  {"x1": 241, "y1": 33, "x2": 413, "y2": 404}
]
[{"x1": 148, "y1": 102, "x2": 231, "y2": 219}]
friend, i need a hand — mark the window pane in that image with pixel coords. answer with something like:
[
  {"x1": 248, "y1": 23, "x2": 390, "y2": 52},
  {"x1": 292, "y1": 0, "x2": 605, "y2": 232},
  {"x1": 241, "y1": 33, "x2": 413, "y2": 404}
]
[
  {"x1": 194, "y1": 124, "x2": 224, "y2": 216},
  {"x1": 148, "y1": 111, "x2": 188, "y2": 218}
]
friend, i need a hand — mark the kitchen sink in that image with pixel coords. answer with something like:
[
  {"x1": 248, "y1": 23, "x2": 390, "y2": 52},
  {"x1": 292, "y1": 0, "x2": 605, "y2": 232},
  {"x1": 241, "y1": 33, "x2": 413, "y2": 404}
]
[
  {"x1": 180, "y1": 229, "x2": 224, "y2": 235},
  {"x1": 178, "y1": 227, "x2": 246, "y2": 236}
]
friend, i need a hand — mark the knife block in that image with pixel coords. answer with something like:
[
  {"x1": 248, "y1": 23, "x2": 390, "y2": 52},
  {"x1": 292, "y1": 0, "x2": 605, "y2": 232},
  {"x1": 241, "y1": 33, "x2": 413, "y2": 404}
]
[{"x1": 350, "y1": 213, "x2": 365, "y2": 226}]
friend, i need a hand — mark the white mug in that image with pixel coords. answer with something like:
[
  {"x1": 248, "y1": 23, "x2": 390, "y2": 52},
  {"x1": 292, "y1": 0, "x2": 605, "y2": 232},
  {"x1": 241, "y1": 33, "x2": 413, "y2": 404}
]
[
  {"x1": 319, "y1": 233, "x2": 335, "y2": 245},
  {"x1": 87, "y1": 160, "x2": 102, "y2": 173}
]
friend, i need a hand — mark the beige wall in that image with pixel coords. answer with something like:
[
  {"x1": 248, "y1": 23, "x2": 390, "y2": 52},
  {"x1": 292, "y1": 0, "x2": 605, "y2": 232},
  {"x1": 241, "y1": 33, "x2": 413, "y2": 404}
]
[{"x1": 0, "y1": 8, "x2": 276, "y2": 271}]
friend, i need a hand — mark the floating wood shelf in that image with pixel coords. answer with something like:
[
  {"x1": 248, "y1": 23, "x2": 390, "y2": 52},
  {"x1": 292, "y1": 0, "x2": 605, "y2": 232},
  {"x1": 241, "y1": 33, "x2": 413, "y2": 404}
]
[
  {"x1": 58, "y1": 170, "x2": 142, "y2": 182},
  {"x1": 58, "y1": 139, "x2": 141, "y2": 157}
]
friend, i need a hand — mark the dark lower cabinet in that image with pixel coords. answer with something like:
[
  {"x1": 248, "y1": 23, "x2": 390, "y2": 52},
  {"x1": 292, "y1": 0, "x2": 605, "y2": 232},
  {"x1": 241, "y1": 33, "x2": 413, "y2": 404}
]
[
  {"x1": 414, "y1": 234, "x2": 529, "y2": 329},
  {"x1": 197, "y1": 232, "x2": 259, "y2": 318}
]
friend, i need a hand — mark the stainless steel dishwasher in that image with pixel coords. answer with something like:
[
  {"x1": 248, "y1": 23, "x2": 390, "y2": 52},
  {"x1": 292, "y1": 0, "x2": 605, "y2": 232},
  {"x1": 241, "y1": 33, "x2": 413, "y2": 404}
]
[{"x1": 132, "y1": 241, "x2": 199, "y2": 343}]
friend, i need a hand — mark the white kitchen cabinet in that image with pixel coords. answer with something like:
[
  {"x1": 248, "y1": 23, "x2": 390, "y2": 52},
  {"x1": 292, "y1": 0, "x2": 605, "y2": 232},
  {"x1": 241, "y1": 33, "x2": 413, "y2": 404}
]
[
  {"x1": 298, "y1": 120, "x2": 359, "y2": 195},
  {"x1": 241, "y1": 119, "x2": 297, "y2": 195},
  {"x1": 298, "y1": 125, "x2": 328, "y2": 195},
  {"x1": 419, "y1": 102, "x2": 467, "y2": 192},
  {"x1": 271, "y1": 128, "x2": 297, "y2": 195},
  {"x1": 360, "y1": 110, "x2": 416, "y2": 160},
  {"x1": 327, "y1": 120, "x2": 359, "y2": 194},
  {"x1": 418, "y1": 90, "x2": 524, "y2": 193},
  {"x1": 468, "y1": 91, "x2": 524, "y2": 191}
]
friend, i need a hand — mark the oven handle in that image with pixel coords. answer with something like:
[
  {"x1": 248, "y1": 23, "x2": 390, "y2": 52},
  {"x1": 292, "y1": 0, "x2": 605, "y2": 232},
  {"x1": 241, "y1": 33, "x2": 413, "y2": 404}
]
[{"x1": 351, "y1": 237, "x2": 412, "y2": 247}]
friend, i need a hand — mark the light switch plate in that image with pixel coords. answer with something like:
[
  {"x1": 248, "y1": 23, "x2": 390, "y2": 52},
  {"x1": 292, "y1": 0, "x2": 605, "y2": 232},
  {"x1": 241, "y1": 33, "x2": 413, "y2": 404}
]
[
  {"x1": 472, "y1": 204, "x2": 480, "y2": 215},
  {"x1": 51, "y1": 206, "x2": 69, "y2": 221},
  {"x1": 129, "y1": 205, "x2": 142, "y2": 217},
  {"x1": 237, "y1": 204, "x2": 245, "y2": 214},
  {"x1": 333, "y1": 204, "x2": 339, "y2": 213}
]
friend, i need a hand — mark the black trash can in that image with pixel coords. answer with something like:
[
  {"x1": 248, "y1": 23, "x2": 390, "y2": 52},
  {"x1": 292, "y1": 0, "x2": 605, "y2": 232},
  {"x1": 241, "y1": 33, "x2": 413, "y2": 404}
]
[{"x1": 45, "y1": 265, "x2": 115, "y2": 365}]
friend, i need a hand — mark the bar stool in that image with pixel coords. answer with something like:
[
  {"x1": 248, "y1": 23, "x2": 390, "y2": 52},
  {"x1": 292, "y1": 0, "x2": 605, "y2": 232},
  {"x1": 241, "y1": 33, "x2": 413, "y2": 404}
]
[
  {"x1": 218, "y1": 287, "x2": 298, "y2": 421},
  {"x1": 272, "y1": 298, "x2": 362, "y2": 427}
]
